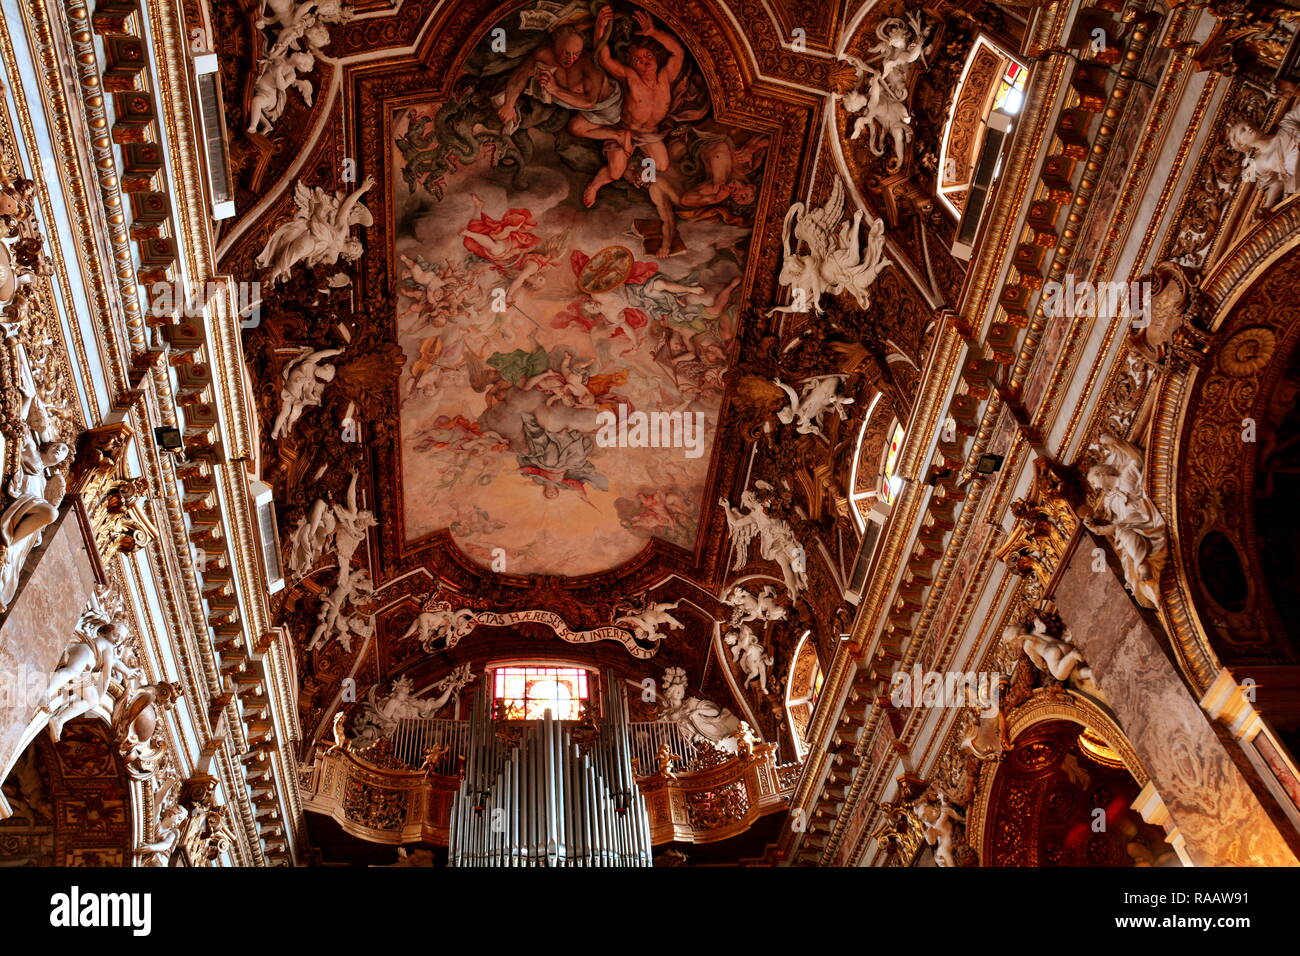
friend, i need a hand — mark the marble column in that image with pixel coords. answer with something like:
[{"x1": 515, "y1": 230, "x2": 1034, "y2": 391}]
[
  {"x1": 1052, "y1": 534, "x2": 1299, "y2": 866},
  {"x1": 0, "y1": 506, "x2": 101, "y2": 785}
]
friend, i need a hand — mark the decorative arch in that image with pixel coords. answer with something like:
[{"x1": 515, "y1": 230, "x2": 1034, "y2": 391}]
[
  {"x1": 784, "y1": 628, "x2": 824, "y2": 758},
  {"x1": 1148, "y1": 203, "x2": 1300, "y2": 693},
  {"x1": 0, "y1": 718, "x2": 132, "y2": 866},
  {"x1": 966, "y1": 691, "x2": 1171, "y2": 867}
]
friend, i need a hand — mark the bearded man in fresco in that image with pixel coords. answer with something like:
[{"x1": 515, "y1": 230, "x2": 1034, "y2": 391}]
[{"x1": 495, "y1": 23, "x2": 626, "y2": 150}]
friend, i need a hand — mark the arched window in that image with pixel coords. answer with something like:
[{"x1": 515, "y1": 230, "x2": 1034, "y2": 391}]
[
  {"x1": 881, "y1": 421, "x2": 906, "y2": 504},
  {"x1": 490, "y1": 664, "x2": 593, "y2": 720},
  {"x1": 937, "y1": 36, "x2": 1029, "y2": 258},
  {"x1": 786, "y1": 631, "x2": 825, "y2": 759},
  {"x1": 849, "y1": 392, "x2": 908, "y2": 531}
]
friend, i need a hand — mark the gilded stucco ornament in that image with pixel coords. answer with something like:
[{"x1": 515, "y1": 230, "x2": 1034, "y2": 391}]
[
  {"x1": 70, "y1": 424, "x2": 161, "y2": 565},
  {"x1": 1216, "y1": 325, "x2": 1276, "y2": 377},
  {"x1": 994, "y1": 458, "x2": 1080, "y2": 596}
]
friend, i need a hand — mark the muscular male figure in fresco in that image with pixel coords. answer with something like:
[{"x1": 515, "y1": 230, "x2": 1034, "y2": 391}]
[
  {"x1": 584, "y1": 6, "x2": 684, "y2": 208},
  {"x1": 495, "y1": 24, "x2": 625, "y2": 151}
]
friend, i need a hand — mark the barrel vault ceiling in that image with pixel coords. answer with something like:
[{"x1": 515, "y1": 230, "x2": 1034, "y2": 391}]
[{"x1": 212, "y1": 0, "x2": 1008, "y2": 755}]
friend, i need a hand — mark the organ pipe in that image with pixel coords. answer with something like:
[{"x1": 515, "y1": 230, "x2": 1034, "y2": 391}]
[{"x1": 449, "y1": 670, "x2": 652, "y2": 867}]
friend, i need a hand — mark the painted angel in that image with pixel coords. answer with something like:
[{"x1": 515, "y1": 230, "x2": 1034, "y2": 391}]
[
  {"x1": 460, "y1": 193, "x2": 566, "y2": 305},
  {"x1": 515, "y1": 412, "x2": 608, "y2": 499}
]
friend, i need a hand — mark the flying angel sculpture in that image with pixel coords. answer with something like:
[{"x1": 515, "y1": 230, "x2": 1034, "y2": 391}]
[
  {"x1": 770, "y1": 176, "x2": 890, "y2": 315},
  {"x1": 774, "y1": 374, "x2": 855, "y2": 437},
  {"x1": 719, "y1": 488, "x2": 808, "y2": 601},
  {"x1": 256, "y1": 177, "x2": 375, "y2": 286},
  {"x1": 270, "y1": 346, "x2": 343, "y2": 440}
]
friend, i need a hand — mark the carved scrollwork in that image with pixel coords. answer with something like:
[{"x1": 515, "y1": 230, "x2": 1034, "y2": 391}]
[
  {"x1": 70, "y1": 423, "x2": 160, "y2": 565},
  {"x1": 995, "y1": 458, "x2": 1082, "y2": 597}
]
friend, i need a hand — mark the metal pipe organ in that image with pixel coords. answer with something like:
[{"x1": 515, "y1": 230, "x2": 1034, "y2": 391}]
[{"x1": 450, "y1": 673, "x2": 652, "y2": 866}]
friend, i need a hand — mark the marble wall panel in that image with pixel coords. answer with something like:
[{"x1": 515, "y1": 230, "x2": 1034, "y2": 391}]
[
  {"x1": 1053, "y1": 534, "x2": 1298, "y2": 865},
  {"x1": 0, "y1": 508, "x2": 100, "y2": 782}
]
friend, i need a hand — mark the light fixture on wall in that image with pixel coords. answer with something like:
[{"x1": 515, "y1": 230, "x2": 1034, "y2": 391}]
[{"x1": 154, "y1": 426, "x2": 184, "y2": 453}]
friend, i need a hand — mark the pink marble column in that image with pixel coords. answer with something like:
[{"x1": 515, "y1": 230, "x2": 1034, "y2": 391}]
[
  {"x1": 0, "y1": 507, "x2": 101, "y2": 778},
  {"x1": 1052, "y1": 535, "x2": 1299, "y2": 866}
]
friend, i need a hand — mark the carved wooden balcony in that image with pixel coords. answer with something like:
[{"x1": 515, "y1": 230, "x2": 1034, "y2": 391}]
[{"x1": 636, "y1": 744, "x2": 800, "y2": 844}]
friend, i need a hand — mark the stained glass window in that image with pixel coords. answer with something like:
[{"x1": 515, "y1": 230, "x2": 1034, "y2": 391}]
[
  {"x1": 492, "y1": 665, "x2": 591, "y2": 720},
  {"x1": 882, "y1": 423, "x2": 905, "y2": 503},
  {"x1": 992, "y1": 61, "x2": 1027, "y2": 117},
  {"x1": 937, "y1": 37, "x2": 1030, "y2": 228}
]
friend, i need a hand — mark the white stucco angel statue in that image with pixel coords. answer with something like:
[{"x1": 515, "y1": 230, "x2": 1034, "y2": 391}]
[
  {"x1": 837, "y1": 13, "x2": 929, "y2": 167},
  {"x1": 725, "y1": 622, "x2": 774, "y2": 695},
  {"x1": 616, "y1": 595, "x2": 685, "y2": 644},
  {"x1": 770, "y1": 177, "x2": 890, "y2": 315},
  {"x1": 331, "y1": 470, "x2": 376, "y2": 586},
  {"x1": 1083, "y1": 433, "x2": 1167, "y2": 609},
  {"x1": 1229, "y1": 101, "x2": 1300, "y2": 211},
  {"x1": 912, "y1": 788, "x2": 964, "y2": 867},
  {"x1": 352, "y1": 666, "x2": 477, "y2": 749},
  {"x1": 658, "y1": 666, "x2": 741, "y2": 752},
  {"x1": 307, "y1": 566, "x2": 374, "y2": 652},
  {"x1": 246, "y1": 48, "x2": 316, "y2": 136},
  {"x1": 724, "y1": 583, "x2": 787, "y2": 623},
  {"x1": 256, "y1": 177, "x2": 375, "y2": 285},
  {"x1": 720, "y1": 488, "x2": 808, "y2": 601},
  {"x1": 0, "y1": 342, "x2": 70, "y2": 609},
  {"x1": 401, "y1": 603, "x2": 478, "y2": 652},
  {"x1": 286, "y1": 498, "x2": 336, "y2": 576},
  {"x1": 41, "y1": 595, "x2": 134, "y2": 740},
  {"x1": 774, "y1": 374, "x2": 855, "y2": 437},
  {"x1": 270, "y1": 346, "x2": 343, "y2": 440},
  {"x1": 1000, "y1": 616, "x2": 1101, "y2": 698},
  {"x1": 258, "y1": 0, "x2": 354, "y2": 57}
]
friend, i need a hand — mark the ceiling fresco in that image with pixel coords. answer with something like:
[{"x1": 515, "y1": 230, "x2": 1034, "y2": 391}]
[{"x1": 389, "y1": 1, "x2": 768, "y2": 575}]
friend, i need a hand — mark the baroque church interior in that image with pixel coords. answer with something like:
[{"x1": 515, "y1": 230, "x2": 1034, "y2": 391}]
[{"x1": 2, "y1": 0, "x2": 1300, "y2": 877}]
